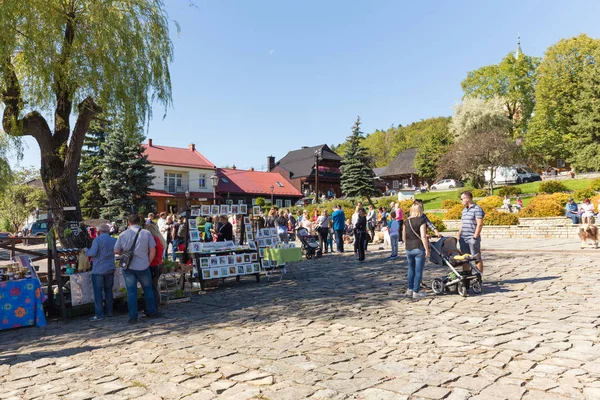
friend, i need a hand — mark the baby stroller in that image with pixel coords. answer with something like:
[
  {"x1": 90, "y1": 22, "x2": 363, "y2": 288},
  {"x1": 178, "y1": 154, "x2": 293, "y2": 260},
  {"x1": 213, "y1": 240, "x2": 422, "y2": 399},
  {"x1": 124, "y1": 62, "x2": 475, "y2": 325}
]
[
  {"x1": 296, "y1": 227, "x2": 322, "y2": 259},
  {"x1": 429, "y1": 236, "x2": 482, "y2": 297}
]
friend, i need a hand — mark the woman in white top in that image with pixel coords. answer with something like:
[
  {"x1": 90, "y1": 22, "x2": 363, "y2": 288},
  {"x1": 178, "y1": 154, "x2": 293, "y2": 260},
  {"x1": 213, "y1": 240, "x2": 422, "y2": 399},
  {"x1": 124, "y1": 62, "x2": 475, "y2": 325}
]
[
  {"x1": 580, "y1": 198, "x2": 595, "y2": 224},
  {"x1": 315, "y1": 209, "x2": 330, "y2": 254},
  {"x1": 300, "y1": 210, "x2": 313, "y2": 233}
]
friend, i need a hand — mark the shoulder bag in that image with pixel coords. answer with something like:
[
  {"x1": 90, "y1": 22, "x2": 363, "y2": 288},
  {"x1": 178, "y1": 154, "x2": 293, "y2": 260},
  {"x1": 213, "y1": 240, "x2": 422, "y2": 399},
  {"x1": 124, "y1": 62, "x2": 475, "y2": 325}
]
[{"x1": 118, "y1": 228, "x2": 141, "y2": 270}]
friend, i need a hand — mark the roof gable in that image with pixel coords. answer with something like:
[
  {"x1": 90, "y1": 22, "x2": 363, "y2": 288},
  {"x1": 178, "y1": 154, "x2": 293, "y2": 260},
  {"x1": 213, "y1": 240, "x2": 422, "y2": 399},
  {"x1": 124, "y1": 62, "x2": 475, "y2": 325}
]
[
  {"x1": 275, "y1": 144, "x2": 342, "y2": 178},
  {"x1": 142, "y1": 143, "x2": 215, "y2": 169},
  {"x1": 217, "y1": 168, "x2": 302, "y2": 197},
  {"x1": 380, "y1": 148, "x2": 418, "y2": 177}
]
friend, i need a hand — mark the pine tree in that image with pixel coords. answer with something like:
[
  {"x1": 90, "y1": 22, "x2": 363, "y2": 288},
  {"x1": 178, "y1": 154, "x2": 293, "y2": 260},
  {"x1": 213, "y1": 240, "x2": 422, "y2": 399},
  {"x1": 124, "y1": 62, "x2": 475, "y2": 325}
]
[
  {"x1": 340, "y1": 116, "x2": 378, "y2": 204},
  {"x1": 100, "y1": 128, "x2": 155, "y2": 220},
  {"x1": 78, "y1": 121, "x2": 109, "y2": 218}
]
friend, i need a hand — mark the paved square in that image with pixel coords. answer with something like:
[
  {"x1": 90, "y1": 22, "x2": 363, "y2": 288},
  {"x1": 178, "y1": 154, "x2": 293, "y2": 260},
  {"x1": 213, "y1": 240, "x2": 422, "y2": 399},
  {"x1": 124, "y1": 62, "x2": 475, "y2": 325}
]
[{"x1": 1, "y1": 249, "x2": 599, "y2": 399}]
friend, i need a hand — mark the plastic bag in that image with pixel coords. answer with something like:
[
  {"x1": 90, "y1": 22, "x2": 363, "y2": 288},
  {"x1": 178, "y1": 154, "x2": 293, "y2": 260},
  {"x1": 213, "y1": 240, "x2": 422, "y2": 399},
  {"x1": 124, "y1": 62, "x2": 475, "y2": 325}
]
[{"x1": 78, "y1": 250, "x2": 91, "y2": 272}]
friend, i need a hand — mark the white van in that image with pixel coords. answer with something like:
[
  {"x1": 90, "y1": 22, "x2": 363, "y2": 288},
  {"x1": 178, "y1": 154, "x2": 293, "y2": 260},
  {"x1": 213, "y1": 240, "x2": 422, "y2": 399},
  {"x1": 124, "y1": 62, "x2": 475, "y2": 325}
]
[{"x1": 484, "y1": 165, "x2": 542, "y2": 185}]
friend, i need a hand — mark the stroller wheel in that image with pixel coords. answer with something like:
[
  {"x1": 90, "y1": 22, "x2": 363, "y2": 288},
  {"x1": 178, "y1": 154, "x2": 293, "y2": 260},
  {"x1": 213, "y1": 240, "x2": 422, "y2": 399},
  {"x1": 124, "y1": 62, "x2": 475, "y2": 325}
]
[
  {"x1": 457, "y1": 281, "x2": 468, "y2": 297},
  {"x1": 306, "y1": 253, "x2": 312, "y2": 259},
  {"x1": 471, "y1": 279, "x2": 483, "y2": 294},
  {"x1": 431, "y1": 278, "x2": 444, "y2": 295}
]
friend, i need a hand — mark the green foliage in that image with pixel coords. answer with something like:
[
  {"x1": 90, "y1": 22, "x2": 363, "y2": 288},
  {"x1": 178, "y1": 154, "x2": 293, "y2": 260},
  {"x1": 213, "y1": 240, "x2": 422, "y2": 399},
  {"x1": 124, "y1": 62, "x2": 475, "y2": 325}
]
[
  {"x1": 471, "y1": 189, "x2": 487, "y2": 198},
  {"x1": 538, "y1": 180, "x2": 568, "y2": 194},
  {"x1": 519, "y1": 195, "x2": 565, "y2": 217},
  {"x1": 255, "y1": 197, "x2": 266, "y2": 207},
  {"x1": 590, "y1": 178, "x2": 600, "y2": 191},
  {"x1": 340, "y1": 117, "x2": 378, "y2": 199},
  {"x1": 497, "y1": 186, "x2": 522, "y2": 197},
  {"x1": 526, "y1": 34, "x2": 600, "y2": 165},
  {"x1": 425, "y1": 214, "x2": 446, "y2": 232},
  {"x1": 0, "y1": 177, "x2": 47, "y2": 233},
  {"x1": 572, "y1": 188, "x2": 597, "y2": 202},
  {"x1": 79, "y1": 121, "x2": 109, "y2": 217},
  {"x1": 462, "y1": 51, "x2": 540, "y2": 138},
  {"x1": 100, "y1": 128, "x2": 155, "y2": 218},
  {"x1": 477, "y1": 195, "x2": 503, "y2": 211},
  {"x1": 442, "y1": 199, "x2": 461, "y2": 209},
  {"x1": 413, "y1": 117, "x2": 453, "y2": 179},
  {"x1": 173, "y1": 289, "x2": 186, "y2": 299},
  {"x1": 483, "y1": 209, "x2": 519, "y2": 226},
  {"x1": 444, "y1": 204, "x2": 464, "y2": 220}
]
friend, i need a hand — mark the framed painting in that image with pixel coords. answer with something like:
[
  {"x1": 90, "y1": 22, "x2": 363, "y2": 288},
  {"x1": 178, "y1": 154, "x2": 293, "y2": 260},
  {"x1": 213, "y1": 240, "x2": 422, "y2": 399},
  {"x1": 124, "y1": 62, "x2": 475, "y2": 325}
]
[
  {"x1": 220, "y1": 267, "x2": 229, "y2": 277},
  {"x1": 243, "y1": 216, "x2": 251, "y2": 224},
  {"x1": 201, "y1": 205, "x2": 211, "y2": 216},
  {"x1": 189, "y1": 230, "x2": 200, "y2": 242},
  {"x1": 257, "y1": 239, "x2": 266, "y2": 247},
  {"x1": 258, "y1": 248, "x2": 264, "y2": 258},
  {"x1": 200, "y1": 258, "x2": 209, "y2": 268},
  {"x1": 253, "y1": 206, "x2": 261, "y2": 215},
  {"x1": 261, "y1": 228, "x2": 270, "y2": 237},
  {"x1": 237, "y1": 265, "x2": 245, "y2": 274},
  {"x1": 246, "y1": 232, "x2": 254, "y2": 241},
  {"x1": 211, "y1": 268, "x2": 221, "y2": 278},
  {"x1": 265, "y1": 238, "x2": 273, "y2": 246},
  {"x1": 218, "y1": 256, "x2": 228, "y2": 265},
  {"x1": 240, "y1": 204, "x2": 248, "y2": 214},
  {"x1": 202, "y1": 269, "x2": 211, "y2": 279},
  {"x1": 269, "y1": 227, "x2": 277, "y2": 236},
  {"x1": 209, "y1": 257, "x2": 218, "y2": 267},
  {"x1": 220, "y1": 205, "x2": 230, "y2": 215},
  {"x1": 211, "y1": 205, "x2": 220, "y2": 215},
  {"x1": 235, "y1": 254, "x2": 244, "y2": 264},
  {"x1": 190, "y1": 208, "x2": 200, "y2": 217},
  {"x1": 248, "y1": 241, "x2": 257, "y2": 250},
  {"x1": 253, "y1": 263, "x2": 261, "y2": 273},
  {"x1": 243, "y1": 254, "x2": 251, "y2": 263},
  {"x1": 245, "y1": 264, "x2": 253, "y2": 274},
  {"x1": 251, "y1": 253, "x2": 258, "y2": 261},
  {"x1": 229, "y1": 266, "x2": 237, "y2": 275},
  {"x1": 189, "y1": 219, "x2": 198, "y2": 230},
  {"x1": 227, "y1": 255, "x2": 235, "y2": 264},
  {"x1": 231, "y1": 205, "x2": 240, "y2": 215},
  {"x1": 190, "y1": 242, "x2": 202, "y2": 253}
]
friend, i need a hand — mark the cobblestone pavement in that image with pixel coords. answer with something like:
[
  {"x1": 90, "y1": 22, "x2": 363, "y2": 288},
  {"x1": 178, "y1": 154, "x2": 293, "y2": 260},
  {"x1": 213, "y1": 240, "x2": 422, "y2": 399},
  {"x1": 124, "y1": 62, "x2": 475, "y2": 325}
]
[{"x1": 2, "y1": 246, "x2": 600, "y2": 400}]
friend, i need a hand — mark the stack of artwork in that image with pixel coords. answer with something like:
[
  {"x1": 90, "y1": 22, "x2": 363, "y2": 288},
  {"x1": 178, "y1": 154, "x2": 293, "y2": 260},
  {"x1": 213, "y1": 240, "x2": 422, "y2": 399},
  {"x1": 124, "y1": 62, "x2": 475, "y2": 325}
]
[
  {"x1": 199, "y1": 252, "x2": 261, "y2": 279},
  {"x1": 191, "y1": 204, "x2": 248, "y2": 217},
  {"x1": 188, "y1": 218, "x2": 201, "y2": 242}
]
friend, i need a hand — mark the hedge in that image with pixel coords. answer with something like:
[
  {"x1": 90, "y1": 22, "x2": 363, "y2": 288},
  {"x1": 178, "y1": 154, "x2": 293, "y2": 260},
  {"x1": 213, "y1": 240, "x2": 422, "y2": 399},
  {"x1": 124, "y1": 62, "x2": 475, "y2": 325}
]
[
  {"x1": 519, "y1": 194, "x2": 565, "y2": 217},
  {"x1": 483, "y1": 209, "x2": 519, "y2": 226},
  {"x1": 477, "y1": 195, "x2": 503, "y2": 211},
  {"x1": 590, "y1": 178, "x2": 600, "y2": 191},
  {"x1": 444, "y1": 204, "x2": 464, "y2": 220},
  {"x1": 538, "y1": 180, "x2": 568, "y2": 194},
  {"x1": 471, "y1": 189, "x2": 487, "y2": 198},
  {"x1": 497, "y1": 186, "x2": 522, "y2": 197},
  {"x1": 572, "y1": 188, "x2": 596, "y2": 202},
  {"x1": 442, "y1": 199, "x2": 461, "y2": 209}
]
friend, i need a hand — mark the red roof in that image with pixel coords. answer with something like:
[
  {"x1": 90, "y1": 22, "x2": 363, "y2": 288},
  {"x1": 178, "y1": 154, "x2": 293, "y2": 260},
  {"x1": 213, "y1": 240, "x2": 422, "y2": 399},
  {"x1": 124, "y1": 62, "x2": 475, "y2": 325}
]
[
  {"x1": 217, "y1": 168, "x2": 302, "y2": 197},
  {"x1": 142, "y1": 143, "x2": 215, "y2": 169}
]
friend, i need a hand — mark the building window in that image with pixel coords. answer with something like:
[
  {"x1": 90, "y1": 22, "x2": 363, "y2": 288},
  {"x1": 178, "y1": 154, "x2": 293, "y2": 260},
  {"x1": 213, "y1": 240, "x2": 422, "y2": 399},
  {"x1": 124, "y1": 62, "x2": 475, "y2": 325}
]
[
  {"x1": 226, "y1": 200, "x2": 233, "y2": 206},
  {"x1": 276, "y1": 181, "x2": 284, "y2": 187},
  {"x1": 164, "y1": 173, "x2": 183, "y2": 193},
  {"x1": 276, "y1": 199, "x2": 282, "y2": 208},
  {"x1": 392, "y1": 180, "x2": 399, "y2": 189},
  {"x1": 402, "y1": 179, "x2": 409, "y2": 188},
  {"x1": 199, "y1": 174, "x2": 206, "y2": 188},
  {"x1": 252, "y1": 198, "x2": 257, "y2": 205},
  {"x1": 239, "y1": 200, "x2": 245, "y2": 205},
  {"x1": 557, "y1": 159, "x2": 566, "y2": 168},
  {"x1": 284, "y1": 200, "x2": 291, "y2": 208}
]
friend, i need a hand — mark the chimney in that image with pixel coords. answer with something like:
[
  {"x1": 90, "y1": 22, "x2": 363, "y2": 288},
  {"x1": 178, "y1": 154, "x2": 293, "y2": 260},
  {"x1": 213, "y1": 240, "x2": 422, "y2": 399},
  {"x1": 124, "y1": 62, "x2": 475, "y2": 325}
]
[
  {"x1": 148, "y1": 138, "x2": 153, "y2": 147},
  {"x1": 232, "y1": 165, "x2": 236, "y2": 170},
  {"x1": 267, "y1": 156, "x2": 275, "y2": 172},
  {"x1": 250, "y1": 167, "x2": 254, "y2": 171},
  {"x1": 188, "y1": 143, "x2": 195, "y2": 151}
]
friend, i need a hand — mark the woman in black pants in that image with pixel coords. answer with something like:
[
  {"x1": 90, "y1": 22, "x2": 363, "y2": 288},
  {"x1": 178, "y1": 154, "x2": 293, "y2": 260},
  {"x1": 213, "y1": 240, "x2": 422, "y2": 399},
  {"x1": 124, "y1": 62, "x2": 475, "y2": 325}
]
[
  {"x1": 355, "y1": 208, "x2": 368, "y2": 261},
  {"x1": 315, "y1": 209, "x2": 330, "y2": 254}
]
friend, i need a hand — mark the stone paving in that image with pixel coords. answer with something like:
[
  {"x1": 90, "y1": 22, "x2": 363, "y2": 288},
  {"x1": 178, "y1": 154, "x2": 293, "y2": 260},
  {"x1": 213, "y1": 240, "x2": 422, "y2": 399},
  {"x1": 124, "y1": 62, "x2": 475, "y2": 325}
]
[{"x1": 1, "y1": 243, "x2": 600, "y2": 400}]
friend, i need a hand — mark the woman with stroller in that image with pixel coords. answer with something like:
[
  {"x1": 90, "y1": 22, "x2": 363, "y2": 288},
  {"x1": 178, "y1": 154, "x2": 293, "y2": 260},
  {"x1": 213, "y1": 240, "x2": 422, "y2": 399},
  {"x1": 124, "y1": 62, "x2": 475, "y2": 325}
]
[
  {"x1": 315, "y1": 209, "x2": 330, "y2": 254},
  {"x1": 403, "y1": 202, "x2": 430, "y2": 300}
]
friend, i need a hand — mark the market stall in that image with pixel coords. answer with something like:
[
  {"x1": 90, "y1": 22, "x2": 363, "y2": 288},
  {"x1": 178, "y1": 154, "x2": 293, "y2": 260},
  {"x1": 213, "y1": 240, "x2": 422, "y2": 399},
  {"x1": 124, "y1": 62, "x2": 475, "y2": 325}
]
[{"x1": 0, "y1": 261, "x2": 47, "y2": 330}]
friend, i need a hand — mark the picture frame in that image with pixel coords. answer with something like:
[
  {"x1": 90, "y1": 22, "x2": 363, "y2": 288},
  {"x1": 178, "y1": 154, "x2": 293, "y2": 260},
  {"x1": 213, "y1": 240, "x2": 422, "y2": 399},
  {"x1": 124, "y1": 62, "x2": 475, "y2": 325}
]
[
  {"x1": 220, "y1": 205, "x2": 230, "y2": 215},
  {"x1": 253, "y1": 206, "x2": 261, "y2": 215},
  {"x1": 265, "y1": 238, "x2": 273, "y2": 246},
  {"x1": 189, "y1": 230, "x2": 200, "y2": 242},
  {"x1": 201, "y1": 205, "x2": 211, "y2": 216},
  {"x1": 258, "y1": 248, "x2": 264, "y2": 258},
  {"x1": 237, "y1": 265, "x2": 245, "y2": 274},
  {"x1": 190, "y1": 208, "x2": 200, "y2": 217},
  {"x1": 247, "y1": 241, "x2": 257, "y2": 250},
  {"x1": 262, "y1": 228, "x2": 270, "y2": 237},
  {"x1": 211, "y1": 268, "x2": 221, "y2": 278},
  {"x1": 245, "y1": 224, "x2": 253, "y2": 232},
  {"x1": 245, "y1": 264, "x2": 253, "y2": 274},
  {"x1": 269, "y1": 227, "x2": 277, "y2": 236},
  {"x1": 189, "y1": 219, "x2": 198, "y2": 230},
  {"x1": 243, "y1": 254, "x2": 251, "y2": 263},
  {"x1": 227, "y1": 255, "x2": 235, "y2": 265},
  {"x1": 231, "y1": 205, "x2": 240, "y2": 215},
  {"x1": 251, "y1": 253, "x2": 258, "y2": 261},
  {"x1": 190, "y1": 242, "x2": 202, "y2": 253},
  {"x1": 211, "y1": 205, "x2": 220, "y2": 215},
  {"x1": 261, "y1": 260, "x2": 271, "y2": 269},
  {"x1": 235, "y1": 255, "x2": 244, "y2": 264},
  {"x1": 229, "y1": 266, "x2": 237, "y2": 275},
  {"x1": 253, "y1": 263, "x2": 261, "y2": 273},
  {"x1": 240, "y1": 204, "x2": 248, "y2": 214},
  {"x1": 246, "y1": 232, "x2": 254, "y2": 241},
  {"x1": 258, "y1": 239, "x2": 266, "y2": 248},
  {"x1": 209, "y1": 257, "x2": 218, "y2": 267},
  {"x1": 200, "y1": 258, "x2": 209, "y2": 268},
  {"x1": 220, "y1": 267, "x2": 229, "y2": 277},
  {"x1": 218, "y1": 256, "x2": 228, "y2": 265},
  {"x1": 243, "y1": 217, "x2": 251, "y2": 224},
  {"x1": 202, "y1": 269, "x2": 211, "y2": 279}
]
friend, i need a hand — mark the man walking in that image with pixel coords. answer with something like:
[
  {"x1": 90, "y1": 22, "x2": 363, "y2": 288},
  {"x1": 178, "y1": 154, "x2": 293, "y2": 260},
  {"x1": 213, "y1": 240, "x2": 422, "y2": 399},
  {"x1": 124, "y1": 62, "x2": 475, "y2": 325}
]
[
  {"x1": 331, "y1": 205, "x2": 346, "y2": 253},
  {"x1": 457, "y1": 191, "x2": 485, "y2": 273},
  {"x1": 85, "y1": 224, "x2": 117, "y2": 321},
  {"x1": 115, "y1": 214, "x2": 158, "y2": 323}
]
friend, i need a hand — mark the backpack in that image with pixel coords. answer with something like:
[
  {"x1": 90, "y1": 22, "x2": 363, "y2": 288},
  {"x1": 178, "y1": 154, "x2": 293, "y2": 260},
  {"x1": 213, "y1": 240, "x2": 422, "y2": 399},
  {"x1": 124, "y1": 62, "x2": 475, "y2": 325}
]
[{"x1": 177, "y1": 223, "x2": 187, "y2": 239}]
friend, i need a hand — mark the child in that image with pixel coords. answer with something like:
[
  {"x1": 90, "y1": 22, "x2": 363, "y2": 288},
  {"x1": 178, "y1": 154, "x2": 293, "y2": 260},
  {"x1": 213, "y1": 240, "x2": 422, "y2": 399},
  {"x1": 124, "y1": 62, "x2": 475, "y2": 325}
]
[
  {"x1": 388, "y1": 210, "x2": 399, "y2": 258},
  {"x1": 327, "y1": 220, "x2": 334, "y2": 253}
]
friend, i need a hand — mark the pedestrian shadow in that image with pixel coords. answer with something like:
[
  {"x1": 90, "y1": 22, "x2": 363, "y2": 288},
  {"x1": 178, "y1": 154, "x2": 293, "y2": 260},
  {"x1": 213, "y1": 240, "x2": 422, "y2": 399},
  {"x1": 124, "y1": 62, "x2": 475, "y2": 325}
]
[{"x1": 0, "y1": 344, "x2": 101, "y2": 366}]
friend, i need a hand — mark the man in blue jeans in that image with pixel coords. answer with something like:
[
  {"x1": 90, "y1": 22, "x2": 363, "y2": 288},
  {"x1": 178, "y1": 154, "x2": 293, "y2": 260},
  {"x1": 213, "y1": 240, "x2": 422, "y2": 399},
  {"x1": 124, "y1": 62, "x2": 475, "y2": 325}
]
[
  {"x1": 565, "y1": 198, "x2": 580, "y2": 224},
  {"x1": 115, "y1": 214, "x2": 158, "y2": 324},
  {"x1": 85, "y1": 223, "x2": 117, "y2": 321},
  {"x1": 331, "y1": 205, "x2": 345, "y2": 253}
]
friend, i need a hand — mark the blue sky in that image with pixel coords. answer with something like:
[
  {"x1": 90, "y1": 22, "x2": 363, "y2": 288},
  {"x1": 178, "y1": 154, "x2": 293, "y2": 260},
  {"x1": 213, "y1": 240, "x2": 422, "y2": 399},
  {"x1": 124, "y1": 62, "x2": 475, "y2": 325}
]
[{"x1": 12, "y1": 0, "x2": 600, "y2": 171}]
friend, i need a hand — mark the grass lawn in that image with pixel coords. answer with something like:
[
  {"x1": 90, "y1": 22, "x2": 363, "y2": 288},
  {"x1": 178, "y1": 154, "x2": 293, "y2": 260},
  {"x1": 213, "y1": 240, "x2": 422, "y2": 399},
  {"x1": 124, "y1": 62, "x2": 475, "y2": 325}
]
[{"x1": 417, "y1": 177, "x2": 595, "y2": 211}]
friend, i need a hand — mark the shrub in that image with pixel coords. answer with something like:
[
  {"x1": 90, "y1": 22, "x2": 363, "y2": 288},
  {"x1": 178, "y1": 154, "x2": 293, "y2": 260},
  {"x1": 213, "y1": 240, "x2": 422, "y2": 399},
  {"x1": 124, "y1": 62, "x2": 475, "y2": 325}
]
[
  {"x1": 592, "y1": 194, "x2": 600, "y2": 208},
  {"x1": 442, "y1": 199, "x2": 461, "y2": 209},
  {"x1": 483, "y1": 209, "x2": 519, "y2": 226},
  {"x1": 497, "y1": 186, "x2": 522, "y2": 197},
  {"x1": 572, "y1": 188, "x2": 597, "y2": 202},
  {"x1": 538, "y1": 180, "x2": 568, "y2": 194},
  {"x1": 519, "y1": 195, "x2": 565, "y2": 217},
  {"x1": 477, "y1": 195, "x2": 503, "y2": 211},
  {"x1": 549, "y1": 192, "x2": 571, "y2": 205},
  {"x1": 444, "y1": 204, "x2": 464, "y2": 220},
  {"x1": 471, "y1": 189, "x2": 487, "y2": 198},
  {"x1": 398, "y1": 199, "x2": 413, "y2": 216},
  {"x1": 374, "y1": 196, "x2": 398, "y2": 210},
  {"x1": 255, "y1": 197, "x2": 266, "y2": 206},
  {"x1": 590, "y1": 178, "x2": 600, "y2": 191},
  {"x1": 426, "y1": 214, "x2": 446, "y2": 232}
]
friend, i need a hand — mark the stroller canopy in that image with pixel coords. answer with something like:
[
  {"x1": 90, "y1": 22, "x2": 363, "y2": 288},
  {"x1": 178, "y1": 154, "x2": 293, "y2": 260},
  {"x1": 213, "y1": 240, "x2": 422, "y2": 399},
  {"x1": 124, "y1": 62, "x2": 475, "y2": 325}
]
[{"x1": 430, "y1": 236, "x2": 460, "y2": 265}]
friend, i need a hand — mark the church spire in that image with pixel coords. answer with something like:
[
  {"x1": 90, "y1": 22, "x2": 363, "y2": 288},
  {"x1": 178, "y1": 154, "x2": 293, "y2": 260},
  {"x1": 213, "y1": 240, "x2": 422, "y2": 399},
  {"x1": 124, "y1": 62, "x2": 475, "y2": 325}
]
[{"x1": 516, "y1": 34, "x2": 522, "y2": 59}]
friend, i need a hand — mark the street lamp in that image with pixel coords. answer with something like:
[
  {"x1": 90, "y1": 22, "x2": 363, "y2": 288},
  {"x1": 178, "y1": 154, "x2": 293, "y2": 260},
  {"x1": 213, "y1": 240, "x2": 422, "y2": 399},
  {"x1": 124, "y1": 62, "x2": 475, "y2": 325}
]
[
  {"x1": 185, "y1": 189, "x2": 190, "y2": 209},
  {"x1": 210, "y1": 173, "x2": 219, "y2": 205},
  {"x1": 270, "y1": 184, "x2": 274, "y2": 206},
  {"x1": 314, "y1": 149, "x2": 322, "y2": 204}
]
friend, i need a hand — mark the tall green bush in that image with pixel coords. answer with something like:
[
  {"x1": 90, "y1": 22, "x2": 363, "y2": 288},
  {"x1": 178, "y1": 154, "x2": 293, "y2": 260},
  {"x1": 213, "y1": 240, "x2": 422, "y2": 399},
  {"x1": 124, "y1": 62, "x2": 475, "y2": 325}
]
[
  {"x1": 497, "y1": 186, "x2": 522, "y2": 197},
  {"x1": 573, "y1": 188, "x2": 596, "y2": 202},
  {"x1": 590, "y1": 178, "x2": 600, "y2": 191},
  {"x1": 538, "y1": 180, "x2": 568, "y2": 194}
]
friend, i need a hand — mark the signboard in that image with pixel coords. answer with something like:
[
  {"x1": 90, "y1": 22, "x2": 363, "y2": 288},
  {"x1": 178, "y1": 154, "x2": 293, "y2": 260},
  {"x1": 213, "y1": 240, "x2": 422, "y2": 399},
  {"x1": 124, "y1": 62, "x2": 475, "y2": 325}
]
[{"x1": 68, "y1": 221, "x2": 83, "y2": 237}]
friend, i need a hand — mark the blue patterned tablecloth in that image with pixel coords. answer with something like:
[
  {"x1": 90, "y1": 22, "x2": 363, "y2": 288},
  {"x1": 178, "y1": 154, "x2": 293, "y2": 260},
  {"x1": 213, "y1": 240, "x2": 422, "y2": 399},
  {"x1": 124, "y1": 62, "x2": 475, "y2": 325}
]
[{"x1": 0, "y1": 278, "x2": 47, "y2": 330}]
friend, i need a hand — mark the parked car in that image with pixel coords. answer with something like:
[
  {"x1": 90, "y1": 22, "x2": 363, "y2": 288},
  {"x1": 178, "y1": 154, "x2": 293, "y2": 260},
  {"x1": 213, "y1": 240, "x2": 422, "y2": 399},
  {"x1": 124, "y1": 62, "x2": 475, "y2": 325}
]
[
  {"x1": 484, "y1": 165, "x2": 542, "y2": 185},
  {"x1": 384, "y1": 189, "x2": 398, "y2": 196},
  {"x1": 295, "y1": 197, "x2": 314, "y2": 207},
  {"x1": 430, "y1": 179, "x2": 464, "y2": 191},
  {"x1": 26, "y1": 220, "x2": 49, "y2": 237}
]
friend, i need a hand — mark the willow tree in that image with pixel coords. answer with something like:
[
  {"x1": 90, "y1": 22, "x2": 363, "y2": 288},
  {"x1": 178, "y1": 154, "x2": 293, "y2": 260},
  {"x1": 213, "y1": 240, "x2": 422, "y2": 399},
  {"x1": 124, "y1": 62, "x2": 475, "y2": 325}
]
[{"x1": 0, "y1": 1, "x2": 173, "y2": 246}]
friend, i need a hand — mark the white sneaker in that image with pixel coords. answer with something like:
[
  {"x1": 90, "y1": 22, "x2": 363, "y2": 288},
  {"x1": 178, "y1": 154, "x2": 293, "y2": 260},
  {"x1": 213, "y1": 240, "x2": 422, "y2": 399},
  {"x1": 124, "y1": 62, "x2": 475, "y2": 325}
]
[
  {"x1": 405, "y1": 289, "x2": 413, "y2": 297},
  {"x1": 413, "y1": 291, "x2": 428, "y2": 300}
]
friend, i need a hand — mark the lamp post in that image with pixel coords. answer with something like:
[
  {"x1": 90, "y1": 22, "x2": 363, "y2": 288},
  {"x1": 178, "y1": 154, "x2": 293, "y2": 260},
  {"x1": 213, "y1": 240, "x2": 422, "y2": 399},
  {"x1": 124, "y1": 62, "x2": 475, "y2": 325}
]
[
  {"x1": 185, "y1": 190, "x2": 191, "y2": 209},
  {"x1": 314, "y1": 149, "x2": 322, "y2": 204},
  {"x1": 210, "y1": 173, "x2": 219, "y2": 205},
  {"x1": 270, "y1": 185, "x2": 274, "y2": 206}
]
